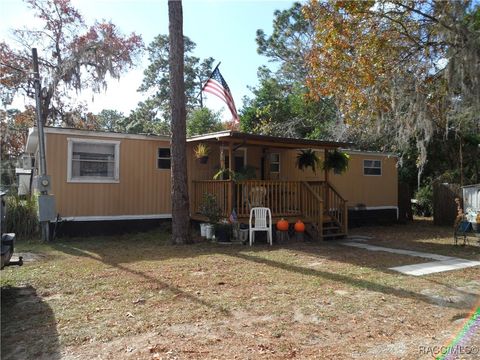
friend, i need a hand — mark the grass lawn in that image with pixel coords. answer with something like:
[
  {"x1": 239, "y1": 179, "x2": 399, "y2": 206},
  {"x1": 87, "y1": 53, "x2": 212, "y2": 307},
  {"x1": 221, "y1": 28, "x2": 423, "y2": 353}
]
[{"x1": 1, "y1": 219, "x2": 479, "y2": 359}]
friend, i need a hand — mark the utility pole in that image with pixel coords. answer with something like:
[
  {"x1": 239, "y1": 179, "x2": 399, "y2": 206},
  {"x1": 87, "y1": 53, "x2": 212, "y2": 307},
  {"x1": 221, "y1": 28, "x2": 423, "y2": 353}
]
[
  {"x1": 32, "y1": 49, "x2": 47, "y2": 176},
  {"x1": 32, "y1": 48, "x2": 51, "y2": 242}
]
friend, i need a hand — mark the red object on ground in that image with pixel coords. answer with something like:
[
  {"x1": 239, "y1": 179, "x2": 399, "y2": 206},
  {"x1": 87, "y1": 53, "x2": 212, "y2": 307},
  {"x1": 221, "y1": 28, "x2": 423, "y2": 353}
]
[
  {"x1": 276, "y1": 218, "x2": 289, "y2": 231},
  {"x1": 294, "y1": 220, "x2": 305, "y2": 233}
]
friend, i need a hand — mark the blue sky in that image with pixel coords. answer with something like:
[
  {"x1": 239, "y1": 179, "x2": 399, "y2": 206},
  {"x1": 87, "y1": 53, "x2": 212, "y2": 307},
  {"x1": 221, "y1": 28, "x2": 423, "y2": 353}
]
[{"x1": 1, "y1": 0, "x2": 295, "y2": 117}]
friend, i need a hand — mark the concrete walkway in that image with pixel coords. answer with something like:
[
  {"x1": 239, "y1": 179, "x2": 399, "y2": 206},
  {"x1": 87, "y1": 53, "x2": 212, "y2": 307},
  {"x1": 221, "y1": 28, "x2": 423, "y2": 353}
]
[{"x1": 341, "y1": 241, "x2": 480, "y2": 276}]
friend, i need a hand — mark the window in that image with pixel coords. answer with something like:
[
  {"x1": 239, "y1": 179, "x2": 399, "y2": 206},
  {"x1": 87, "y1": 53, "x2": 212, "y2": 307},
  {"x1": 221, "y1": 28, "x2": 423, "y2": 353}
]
[
  {"x1": 67, "y1": 138, "x2": 120, "y2": 182},
  {"x1": 270, "y1": 153, "x2": 280, "y2": 173},
  {"x1": 157, "y1": 148, "x2": 171, "y2": 169},
  {"x1": 363, "y1": 159, "x2": 382, "y2": 176}
]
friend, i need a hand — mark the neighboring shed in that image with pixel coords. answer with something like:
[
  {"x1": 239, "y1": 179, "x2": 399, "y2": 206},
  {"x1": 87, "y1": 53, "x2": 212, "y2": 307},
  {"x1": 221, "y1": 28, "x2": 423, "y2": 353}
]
[{"x1": 463, "y1": 184, "x2": 480, "y2": 214}]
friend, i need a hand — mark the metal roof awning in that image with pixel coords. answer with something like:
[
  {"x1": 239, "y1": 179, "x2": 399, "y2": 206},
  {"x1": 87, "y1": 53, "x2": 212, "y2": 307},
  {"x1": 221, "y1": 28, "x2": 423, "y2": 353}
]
[{"x1": 187, "y1": 130, "x2": 352, "y2": 150}]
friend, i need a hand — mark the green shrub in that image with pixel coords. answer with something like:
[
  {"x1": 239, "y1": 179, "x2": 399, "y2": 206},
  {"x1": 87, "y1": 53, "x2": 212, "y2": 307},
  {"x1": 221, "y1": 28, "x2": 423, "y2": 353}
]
[
  {"x1": 199, "y1": 193, "x2": 222, "y2": 224},
  {"x1": 414, "y1": 184, "x2": 433, "y2": 217},
  {"x1": 5, "y1": 195, "x2": 39, "y2": 238}
]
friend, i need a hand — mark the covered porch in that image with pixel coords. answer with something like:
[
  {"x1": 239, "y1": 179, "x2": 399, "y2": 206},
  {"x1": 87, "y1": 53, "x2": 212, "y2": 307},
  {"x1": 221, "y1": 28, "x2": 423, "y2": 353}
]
[{"x1": 187, "y1": 131, "x2": 351, "y2": 239}]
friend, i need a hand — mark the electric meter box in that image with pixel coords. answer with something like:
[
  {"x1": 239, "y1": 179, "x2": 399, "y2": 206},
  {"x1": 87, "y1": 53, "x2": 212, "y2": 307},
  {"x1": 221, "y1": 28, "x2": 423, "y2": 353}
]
[
  {"x1": 35, "y1": 175, "x2": 52, "y2": 193},
  {"x1": 38, "y1": 194, "x2": 56, "y2": 222}
]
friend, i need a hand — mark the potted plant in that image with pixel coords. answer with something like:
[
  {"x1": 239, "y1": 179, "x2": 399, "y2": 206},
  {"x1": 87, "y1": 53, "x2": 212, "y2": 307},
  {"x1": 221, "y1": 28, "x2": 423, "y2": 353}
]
[
  {"x1": 296, "y1": 149, "x2": 320, "y2": 173},
  {"x1": 323, "y1": 150, "x2": 350, "y2": 174},
  {"x1": 199, "y1": 193, "x2": 222, "y2": 240},
  {"x1": 215, "y1": 219, "x2": 232, "y2": 243},
  {"x1": 233, "y1": 165, "x2": 257, "y2": 181},
  {"x1": 194, "y1": 143, "x2": 210, "y2": 164},
  {"x1": 213, "y1": 167, "x2": 235, "y2": 180}
]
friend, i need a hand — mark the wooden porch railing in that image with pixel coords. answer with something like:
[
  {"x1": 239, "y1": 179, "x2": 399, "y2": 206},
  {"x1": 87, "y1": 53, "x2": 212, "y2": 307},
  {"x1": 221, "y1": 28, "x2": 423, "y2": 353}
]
[
  {"x1": 235, "y1": 181, "x2": 302, "y2": 218},
  {"x1": 192, "y1": 179, "x2": 347, "y2": 236},
  {"x1": 192, "y1": 180, "x2": 232, "y2": 218}
]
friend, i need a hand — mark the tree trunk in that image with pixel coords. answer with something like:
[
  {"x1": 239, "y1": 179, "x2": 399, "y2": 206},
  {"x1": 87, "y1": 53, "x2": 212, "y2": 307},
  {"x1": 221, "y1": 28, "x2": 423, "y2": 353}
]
[{"x1": 168, "y1": 0, "x2": 191, "y2": 244}]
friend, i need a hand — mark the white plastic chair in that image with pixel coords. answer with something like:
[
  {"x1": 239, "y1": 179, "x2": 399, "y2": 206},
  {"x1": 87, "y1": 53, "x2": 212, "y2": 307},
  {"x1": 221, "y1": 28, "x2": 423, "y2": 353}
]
[
  {"x1": 249, "y1": 207, "x2": 272, "y2": 246},
  {"x1": 249, "y1": 187, "x2": 267, "y2": 208}
]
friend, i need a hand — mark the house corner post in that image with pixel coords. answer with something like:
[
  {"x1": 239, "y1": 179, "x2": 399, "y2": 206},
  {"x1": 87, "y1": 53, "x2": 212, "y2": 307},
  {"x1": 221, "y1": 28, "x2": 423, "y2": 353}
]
[{"x1": 227, "y1": 142, "x2": 233, "y2": 215}]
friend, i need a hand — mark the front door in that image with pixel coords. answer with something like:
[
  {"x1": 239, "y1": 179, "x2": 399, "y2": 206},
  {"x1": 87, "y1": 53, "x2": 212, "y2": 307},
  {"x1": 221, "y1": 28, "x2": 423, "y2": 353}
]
[
  {"x1": 234, "y1": 154, "x2": 245, "y2": 171},
  {"x1": 222, "y1": 148, "x2": 246, "y2": 178}
]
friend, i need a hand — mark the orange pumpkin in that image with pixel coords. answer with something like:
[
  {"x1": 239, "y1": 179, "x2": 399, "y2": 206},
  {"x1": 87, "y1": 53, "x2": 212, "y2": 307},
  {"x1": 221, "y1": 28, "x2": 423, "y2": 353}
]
[
  {"x1": 294, "y1": 220, "x2": 305, "y2": 232},
  {"x1": 276, "y1": 218, "x2": 289, "y2": 231}
]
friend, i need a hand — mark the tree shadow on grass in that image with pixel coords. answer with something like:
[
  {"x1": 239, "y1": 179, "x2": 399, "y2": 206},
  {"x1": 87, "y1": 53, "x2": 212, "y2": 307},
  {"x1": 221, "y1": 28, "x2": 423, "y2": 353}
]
[
  {"x1": 224, "y1": 251, "x2": 479, "y2": 310},
  {"x1": 1, "y1": 285, "x2": 60, "y2": 360},
  {"x1": 50, "y1": 234, "x2": 476, "y2": 311},
  {"x1": 350, "y1": 219, "x2": 480, "y2": 259},
  {"x1": 51, "y1": 242, "x2": 231, "y2": 317}
]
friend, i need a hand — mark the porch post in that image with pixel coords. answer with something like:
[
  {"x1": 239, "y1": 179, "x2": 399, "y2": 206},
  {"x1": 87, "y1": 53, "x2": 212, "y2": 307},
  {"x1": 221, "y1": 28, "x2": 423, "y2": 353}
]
[
  {"x1": 220, "y1": 145, "x2": 225, "y2": 169},
  {"x1": 228, "y1": 142, "x2": 233, "y2": 174},
  {"x1": 324, "y1": 149, "x2": 329, "y2": 183},
  {"x1": 227, "y1": 142, "x2": 233, "y2": 214}
]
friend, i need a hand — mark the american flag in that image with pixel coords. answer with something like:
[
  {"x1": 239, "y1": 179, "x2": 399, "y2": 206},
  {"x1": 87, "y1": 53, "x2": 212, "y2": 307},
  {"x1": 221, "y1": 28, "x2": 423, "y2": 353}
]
[
  {"x1": 229, "y1": 208, "x2": 238, "y2": 223},
  {"x1": 202, "y1": 67, "x2": 239, "y2": 124}
]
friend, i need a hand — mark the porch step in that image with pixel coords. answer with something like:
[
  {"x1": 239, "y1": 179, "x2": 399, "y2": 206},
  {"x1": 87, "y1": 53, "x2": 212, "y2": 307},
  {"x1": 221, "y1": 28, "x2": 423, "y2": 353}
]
[
  {"x1": 304, "y1": 220, "x2": 346, "y2": 241},
  {"x1": 321, "y1": 217, "x2": 345, "y2": 240},
  {"x1": 323, "y1": 226, "x2": 340, "y2": 231},
  {"x1": 323, "y1": 232, "x2": 347, "y2": 240}
]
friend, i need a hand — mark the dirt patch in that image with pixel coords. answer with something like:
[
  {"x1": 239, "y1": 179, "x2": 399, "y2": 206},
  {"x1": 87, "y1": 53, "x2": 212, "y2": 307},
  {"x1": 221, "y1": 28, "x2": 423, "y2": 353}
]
[
  {"x1": 421, "y1": 280, "x2": 480, "y2": 308},
  {"x1": 16, "y1": 252, "x2": 47, "y2": 262}
]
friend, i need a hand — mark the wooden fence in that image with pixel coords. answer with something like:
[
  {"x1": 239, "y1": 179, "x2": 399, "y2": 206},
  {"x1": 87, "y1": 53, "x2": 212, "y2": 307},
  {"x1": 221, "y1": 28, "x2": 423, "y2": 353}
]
[
  {"x1": 433, "y1": 182, "x2": 461, "y2": 226},
  {"x1": 398, "y1": 182, "x2": 412, "y2": 223}
]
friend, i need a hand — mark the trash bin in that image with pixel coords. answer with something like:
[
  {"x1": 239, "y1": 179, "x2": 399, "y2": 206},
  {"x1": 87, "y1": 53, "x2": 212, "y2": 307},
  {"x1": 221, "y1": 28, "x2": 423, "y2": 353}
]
[
  {"x1": 200, "y1": 223, "x2": 208, "y2": 237},
  {"x1": 239, "y1": 223, "x2": 249, "y2": 244},
  {"x1": 205, "y1": 224, "x2": 215, "y2": 240}
]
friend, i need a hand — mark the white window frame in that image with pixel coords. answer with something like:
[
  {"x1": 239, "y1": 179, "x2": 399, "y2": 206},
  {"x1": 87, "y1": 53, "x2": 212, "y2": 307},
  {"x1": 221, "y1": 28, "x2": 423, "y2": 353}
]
[
  {"x1": 67, "y1": 138, "x2": 120, "y2": 183},
  {"x1": 157, "y1": 147, "x2": 172, "y2": 170},
  {"x1": 363, "y1": 159, "x2": 382, "y2": 176},
  {"x1": 270, "y1": 153, "x2": 280, "y2": 174}
]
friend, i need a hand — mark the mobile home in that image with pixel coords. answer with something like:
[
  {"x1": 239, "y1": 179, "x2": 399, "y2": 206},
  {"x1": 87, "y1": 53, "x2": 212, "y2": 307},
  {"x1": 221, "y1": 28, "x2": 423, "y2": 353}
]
[{"x1": 25, "y1": 127, "x2": 398, "y2": 237}]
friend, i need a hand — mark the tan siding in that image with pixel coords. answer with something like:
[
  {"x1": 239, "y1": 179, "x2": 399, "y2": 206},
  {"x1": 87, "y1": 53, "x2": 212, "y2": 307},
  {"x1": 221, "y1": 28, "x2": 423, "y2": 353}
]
[
  {"x1": 47, "y1": 133, "x2": 172, "y2": 217},
  {"x1": 274, "y1": 149, "x2": 397, "y2": 207},
  {"x1": 330, "y1": 153, "x2": 398, "y2": 207},
  {"x1": 279, "y1": 149, "x2": 325, "y2": 181},
  {"x1": 188, "y1": 143, "x2": 220, "y2": 181},
  {"x1": 49, "y1": 130, "x2": 398, "y2": 218},
  {"x1": 245, "y1": 147, "x2": 262, "y2": 178}
]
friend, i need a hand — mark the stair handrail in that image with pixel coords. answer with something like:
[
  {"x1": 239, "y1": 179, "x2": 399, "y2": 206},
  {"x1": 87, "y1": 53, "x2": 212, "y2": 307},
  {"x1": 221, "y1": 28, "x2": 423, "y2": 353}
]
[
  {"x1": 305, "y1": 181, "x2": 348, "y2": 236},
  {"x1": 326, "y1": 181, "x2": 343, "y2": 201},
  {"x1": 300, "y1": 181, "x2": 323, "y2": 238},
  {"x1": 324, "y1": 182, "x2": 346, "y2": 232},
  {"x1": 301, "y1": 182, "x2": 322, "y2": 203}
]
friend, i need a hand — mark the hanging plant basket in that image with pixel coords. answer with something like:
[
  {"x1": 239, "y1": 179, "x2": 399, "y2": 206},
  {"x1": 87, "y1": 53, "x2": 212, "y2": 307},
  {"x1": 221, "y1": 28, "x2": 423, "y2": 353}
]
[
  {"x1": 194, "y1": 143, "x2": 210, "y2": 164},
  {"x1": 323, "y1": 150, "x2": 350, "y2": 174},
  {"x1": 296, "y1": 149, "x2": 320, "y2": 173}
]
